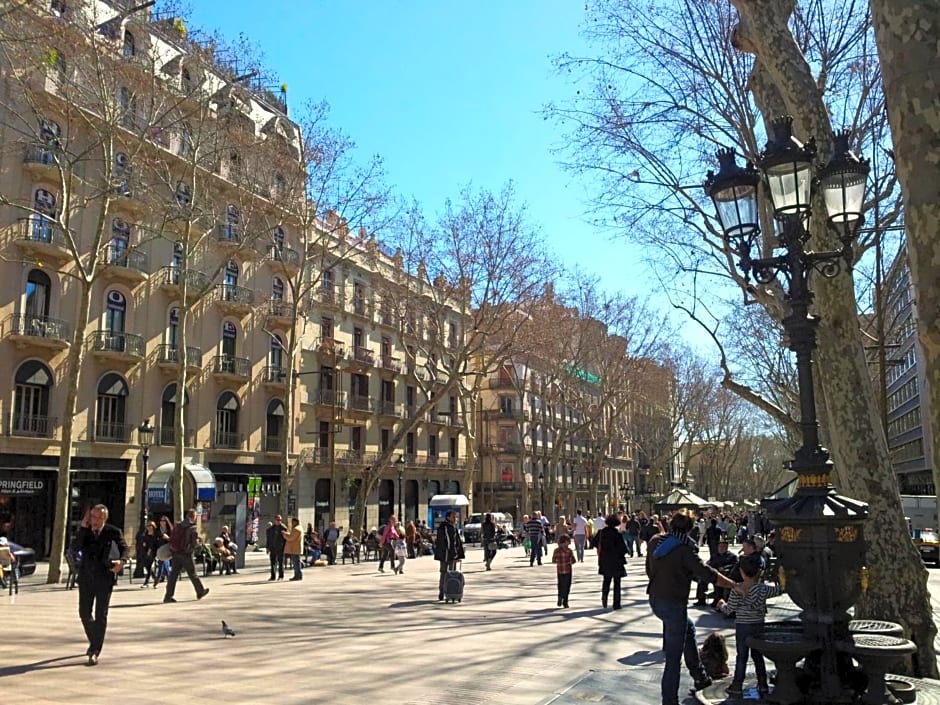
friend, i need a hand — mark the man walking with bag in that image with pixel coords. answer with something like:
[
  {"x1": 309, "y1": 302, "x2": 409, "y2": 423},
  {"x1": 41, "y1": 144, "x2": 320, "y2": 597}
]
[
  {"x1": 73, "y1": 504, "x2": 127, "y2": 665},
  {"x1": 163, "y1": 508, "x2": 209, "y2": 603},
  {"x1": 434, "y1": 510, "x2": 464, "y2": 601}
]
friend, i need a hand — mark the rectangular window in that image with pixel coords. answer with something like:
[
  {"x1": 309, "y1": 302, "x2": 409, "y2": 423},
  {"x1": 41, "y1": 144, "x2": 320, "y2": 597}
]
[
  {"x1": 406, "y1": 432, "x2": 415, "y2": 455},
  {"x1": 354, "y1": 327, "x2": 363, "y2": 347},
  {"x1": 381, "y1": 379, "x2": 394, "y2": 402},
  {"x1": 381, "y1": 428, "x2": 391, "y2": 451},
  {"x1": 321, "y1": 316, "x2": 333, "y2": 340},
  {"x1": 351, "y1": 426, "x2": 363, "y2": 452},
  {"x1": 428, "y1": 435, "x2": 438, "y2": 457},
  {"x1": 406, "y1": 385, "x2": 416, "y2": 408},
  {"x1": 449, "y1": 436, "x2": 458, "y2": 458},
  {"x1": 319, "y1": 421, "x2": 329, "y2": 448}
]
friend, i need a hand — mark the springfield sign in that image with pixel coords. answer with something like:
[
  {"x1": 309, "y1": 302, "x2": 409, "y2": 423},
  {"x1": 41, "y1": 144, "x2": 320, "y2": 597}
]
[{"x1": 0, "y1": 478, "x2": 46, "y2": 496}]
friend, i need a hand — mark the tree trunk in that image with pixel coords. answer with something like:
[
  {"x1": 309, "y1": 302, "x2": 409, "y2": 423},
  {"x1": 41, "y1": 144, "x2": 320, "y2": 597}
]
[
  {"x1": 47, "y1": 283, "x2": 92, "y2": 584},
  {"x1": 869, "y1": 0, "x2": 940, "y2": 511}
]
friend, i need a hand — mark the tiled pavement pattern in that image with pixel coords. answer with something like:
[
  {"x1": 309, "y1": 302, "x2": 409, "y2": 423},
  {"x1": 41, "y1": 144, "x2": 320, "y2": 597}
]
[{"x1": 3, "y1": 546, "x2": 939, "y2": 705}]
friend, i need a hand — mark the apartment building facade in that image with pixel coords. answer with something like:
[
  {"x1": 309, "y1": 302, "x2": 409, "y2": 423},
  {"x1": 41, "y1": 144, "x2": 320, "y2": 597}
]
[
  {"x1": 883, "y1": 245, "x2": 934, "y2": 495},
  {"x1": 0, "y1": 0, "x2": 471, "y2": 555}
]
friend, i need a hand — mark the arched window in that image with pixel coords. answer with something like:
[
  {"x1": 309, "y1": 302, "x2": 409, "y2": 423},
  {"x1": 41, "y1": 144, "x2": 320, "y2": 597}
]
[
  {"x1": 122, "y1": 30, "x2": 135, "y2": 58},
  {"x1": 175, "y1": 181, "x2": 190, "y2": 206},
  {"x1": 117, "y1": 86, "x2": 135, "y2": 128},
  {"x1": 25, "y1": 269, "x2": 51, "y2": 320},
  {"x1": 167, "y1": 307, "x2": 179, "y2": 348},
  {"x1": 273, "y1": 225, "x2": 285, "y2": 250},
  {"x1": 109, "y1": 218, "x2": 130, "y2": 263},
  {"x1": 272, "y1": 276, "x2": 284, "y2": 302},
  {"x1": 31, "y1": 188, "x2": 56, "y2": 242},
  {"x1": 113, "y1": 152, "x2": 131, "y2": 195},
  {"x1": 171, "y1": 241, "x2": 183, "y2": 268},
  {"x1": 224, "y1": 204, "x2": 239, "y2": 241},
  {"x1": 222, "y1": 260, "x2": 239, "y2": 299},
  {"x1": 221, "y1": 320, "x2": 237, "y2": 358},
  {"x1": 265, "y1": 399, "x2": 285, "y2": 452},
  {"x1": 105, "y1": 290, "x2": 126, "y2": 334},
  {"x1": 95, "y1": 373, "x2": 128, "y2": 442},
  {"x1": 178, "y1": 123, "x2": 192, "y2": 157},
  {"x1": 270, "y1": 334, "x2": 284, "y2": 369},
  {"x1": 160, "y1": 383, "x2": 189, "y2": 445},
  {"x1": 13, "y1": 360, "x2": 53, "y2": 437},
  {"x1": 215, "y1": 391, "x2": 240, "y2": 449}
]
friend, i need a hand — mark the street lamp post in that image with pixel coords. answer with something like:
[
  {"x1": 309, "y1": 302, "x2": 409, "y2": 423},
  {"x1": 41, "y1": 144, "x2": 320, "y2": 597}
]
[
  {"x1": 136, "y1": 418, "x2": 155, "y2": 537},
  {"x1": 704, "y1": 118, "x2": 893, "y2": 700},
  {"x1": 537, "y1": 471, "x2": 544, "y2": 514},
  {"x1": 396, "y1": 455, "x2": 405, "y2": 520}
]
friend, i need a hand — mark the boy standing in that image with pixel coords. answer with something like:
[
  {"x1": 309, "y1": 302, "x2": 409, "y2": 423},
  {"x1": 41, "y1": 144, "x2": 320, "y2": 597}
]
[
  {"x1": 717, "y1": 554, "x2": 783, "y2": 697},
  {"x1": 552, "y1": 535, "x2": 575, "y2": 608}
]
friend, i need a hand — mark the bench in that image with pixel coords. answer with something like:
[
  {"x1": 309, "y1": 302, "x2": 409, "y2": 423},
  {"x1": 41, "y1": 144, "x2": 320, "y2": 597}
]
[
  {"x1": 341, "y1": 543, "x2": 360, "y2": 564},
  {"x1": 362, "y1": 537, "x2": 380, "y2": 561}
]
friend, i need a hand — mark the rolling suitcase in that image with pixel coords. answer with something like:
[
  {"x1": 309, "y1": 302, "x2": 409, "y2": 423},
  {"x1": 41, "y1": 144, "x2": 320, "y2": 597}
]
[{"x1": 444, "y1": 562, "x2": 464, "y2": 603}]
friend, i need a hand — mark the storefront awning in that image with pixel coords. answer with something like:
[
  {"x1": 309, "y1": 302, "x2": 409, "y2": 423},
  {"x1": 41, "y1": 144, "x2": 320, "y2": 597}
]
[{"x1": 149, "y1": 462, "x2": 217, "y2": 502}]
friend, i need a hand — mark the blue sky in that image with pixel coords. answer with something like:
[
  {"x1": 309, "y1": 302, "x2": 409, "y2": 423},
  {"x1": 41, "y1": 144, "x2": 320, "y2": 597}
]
[{"x1": 186, "y1": 1, "x2": 655, "y2": 308}]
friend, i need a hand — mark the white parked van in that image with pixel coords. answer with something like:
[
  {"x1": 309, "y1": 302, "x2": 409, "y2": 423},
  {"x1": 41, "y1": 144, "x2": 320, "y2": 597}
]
[{"x1": 463, "y1": 512, "x2": 514, "y2": 543}]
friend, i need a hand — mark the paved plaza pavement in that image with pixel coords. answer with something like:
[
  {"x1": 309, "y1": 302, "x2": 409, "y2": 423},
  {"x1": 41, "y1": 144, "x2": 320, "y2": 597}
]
[{"x1": 3, "y1": 544, "x2": 940, "y2": 705}]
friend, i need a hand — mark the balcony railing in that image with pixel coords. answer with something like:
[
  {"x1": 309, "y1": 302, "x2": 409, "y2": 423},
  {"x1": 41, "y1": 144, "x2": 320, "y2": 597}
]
[
  {"x1": 160, "y1": 266, "x2": 212, "y2": 291},
  {"x1": 266, "y1": 300, "x2": 294, "y2": 319},
  {"x1": 215, "y1": 223, "x2": 240, "y2": 244},
  {"x1": 158, "y1": 425, "x2": 195, "y2": 446},
  {"x1": 94, "y1": 420, "x2": 133, "y2": 443},
  {"x1": 111, "y1": 171, "x2": 138, "y2": 198},
  {"x1": 104, "y1": 245, "x2": 148, "y2": 274},
  {"x1": 261, "y1": 365, "x2": 287, "y2": 383},
  {"x1": 23, "y1": 142, "x2": 58, "y2": 166},
  {"x1": 17, "y1": 217, "x2": 66, "y2": 248},
  {"x1": 4, "y1": 314, "x2": 71, "y2": 343},
  {"x1": 352, "y1": 346, "x2": 375, "y2": 365},
  {"x1": 337, "y1": 449, "x2": 365, "y2": 464},
  {"x1": 156, "y1": 343, "x2": 202, "y2": 365},
  {"x1": 309, "y1": 388, "x2": 346, "y2": 407},
  {"x1": 212, "y1": 355, "x2": 250, "y2": 377},
  {"x1": 8, "y1": 413, "x2": 56, "y2": 438},
  {"x1": 89, "y1": 330, "x2": 144, "y2": 356},
  {"x1": 447, "y1": 456, "x2": 466, "y2": 469},
  {"x1": 375, "y1": 400, "x2": 400, "y2": 416},
  {"x1": 347, "y1": 395, "x2": 371, "y2": 412},
  {"x1": 214, "y1": 430, "x2": 243, "y2": 450},
  {"x1": 217, "y1": 283, "x2": 255, "y2": 305},
  {"x1": 264, "y1": 435, "x2": 284, "y2": 452},
  {"x1": 266, "y1": 245, "x2": 300, "y2": 267},
  {"x1": 317, "y1": 287, "x2": 338, "y2": 306},
  {"x1": 379, "y1": 355, "x2": 400, "y2": 372},
  {"x1": 488, "y1": 375, "x2": 517, "y2": 389}
]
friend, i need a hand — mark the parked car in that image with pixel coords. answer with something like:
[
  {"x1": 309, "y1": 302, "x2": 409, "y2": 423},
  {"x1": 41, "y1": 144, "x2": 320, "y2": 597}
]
[
  {"x1": 913, "y1": 528, "x2": 939, "y2": 566},
  {"x1": 7, "y1": 541, "x2": 37, "y2": 576}
]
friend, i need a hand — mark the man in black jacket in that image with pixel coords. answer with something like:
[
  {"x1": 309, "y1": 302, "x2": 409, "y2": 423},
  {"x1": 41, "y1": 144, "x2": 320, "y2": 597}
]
[
  {"x1": 72, "y1": 504, "x2": 128, "y2": 666},
  {"x1": 434, "y1": 510, "x2": 464, "y2": 600},
  {"x1": 266, "y1": 515, "x2": 287, "y2": 580},
  {"x1": 647, "y1": 511, "x2": 739, "y2": 705}
]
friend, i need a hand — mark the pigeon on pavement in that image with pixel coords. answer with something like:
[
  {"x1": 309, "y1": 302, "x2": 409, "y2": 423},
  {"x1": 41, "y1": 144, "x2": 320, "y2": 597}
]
[{"x1": 221, "y1": 620, "x2": 236, "y2": 638}]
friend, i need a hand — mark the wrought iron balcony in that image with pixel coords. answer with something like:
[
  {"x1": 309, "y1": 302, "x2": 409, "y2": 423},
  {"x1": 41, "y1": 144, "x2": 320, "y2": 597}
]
[
  {"x1": 307, "y1": 388, "x2": 346, "y2": 407},
  {"x1": 23, "y1": 142, "x2": 59, "y2": 168},
  {"x1": 211, "y1": 354, "x2": 250, "y2": 378},
  {"x1": 4, "y1": 314, "x2": 71, "y2": 347},
  {"x1": 157, "y1": 425, "x2": 195, "y2": 447},
  {"x1": 217, "y1": 283, "x2": 255, "y2": 306},
  {"x1": 264, "y1": 435, "x2": 284, "y2": 453},
  {"x1": 103, "y1": 245, "x2": 148, "y2": 277},
  {"x1": 347, "y1": 395, "x2": 372, "y2": 412},
  {"x1": 261, "y1": 365, "x2": 288, "y2": 385},
  {"x1": 266, "y1": 244, "x2": 300, "y2": 268},
  {"x1": 8, "y1": 413, "x2": 56, "y2": 438},
  {"x1": 94, "y1": 420, "x2": 134, "y2": 443},
  {"x1": 213, "y1": 430, "x2": 243, "y2": 450},
  {"x1": 351, "y1": 346, "x2": 375, "y2": 366},
  {"x1": 159, "y1": 266, "x2": 212, "y2": 293},
  {"x1": 155, "y1": 343, "x2": 202, "y2": 367},
  {"x1": 89, "y1": 330, "x2": 144, "y2": 358},
  {"x1": 375, "y1": 400, "x2": 401, "y2": 416}
]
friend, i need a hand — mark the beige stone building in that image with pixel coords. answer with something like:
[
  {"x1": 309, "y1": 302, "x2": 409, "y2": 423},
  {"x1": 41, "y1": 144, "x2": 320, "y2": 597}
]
[{"x1": 0, "y1": 0, "x2": 469, "y2": 557}]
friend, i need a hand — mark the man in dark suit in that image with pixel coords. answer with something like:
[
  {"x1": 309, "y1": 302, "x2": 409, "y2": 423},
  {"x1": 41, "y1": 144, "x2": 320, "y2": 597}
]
[{"x1": 72, "y1": 504, "x2": 128, "y2": 666}]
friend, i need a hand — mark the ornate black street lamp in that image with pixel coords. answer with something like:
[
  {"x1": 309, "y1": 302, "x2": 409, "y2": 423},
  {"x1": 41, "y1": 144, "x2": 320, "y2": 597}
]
[
  {"x1": 703, "y1": 118, "x2": 917, "y2": 701},
  {"x1": 538, "y1": 471, "x2": 545, "y2": 514},
  {"x1": 136, "y1": 418, "x2": 155, "y2": 536},
  {"x1": 396, "y1": 454, "x2": 405, "y2": 521}
]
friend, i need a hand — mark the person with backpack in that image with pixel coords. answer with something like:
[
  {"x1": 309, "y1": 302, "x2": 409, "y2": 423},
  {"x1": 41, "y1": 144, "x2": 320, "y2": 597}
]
[{"x1": 163, "y1": 508, "x2": 209, "y2": 603}]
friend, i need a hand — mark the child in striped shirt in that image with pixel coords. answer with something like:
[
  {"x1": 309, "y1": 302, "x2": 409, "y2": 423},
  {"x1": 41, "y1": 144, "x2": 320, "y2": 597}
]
[{"x1": 717, "y1": 554, "x2": 783, "y2": 698}]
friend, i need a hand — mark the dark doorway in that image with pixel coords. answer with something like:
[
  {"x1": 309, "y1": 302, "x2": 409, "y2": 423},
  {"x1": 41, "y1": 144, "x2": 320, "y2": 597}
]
[
  {"x1": 378, "y1": 479, "x2": 394, "y2": 526},
  {"x1": 404, "y1": 479, "x2": 419, "y2": 523},
  {"x1": 314, "y1": 478, "x2": 331, "y2": 530}
]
